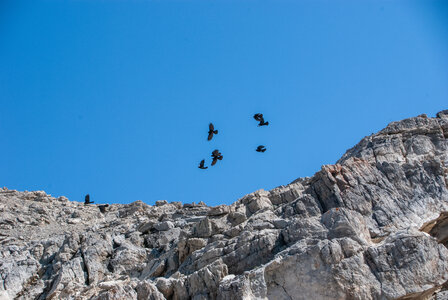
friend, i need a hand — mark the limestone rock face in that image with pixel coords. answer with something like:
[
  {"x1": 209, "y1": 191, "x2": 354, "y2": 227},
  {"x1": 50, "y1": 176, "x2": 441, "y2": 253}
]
[{"x1": 1, "y1": 111, "x2": 448, "y2": 299}]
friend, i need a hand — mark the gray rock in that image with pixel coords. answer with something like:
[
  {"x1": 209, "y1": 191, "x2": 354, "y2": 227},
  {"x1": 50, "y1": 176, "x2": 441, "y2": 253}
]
[
  {"x1": 155, "y1": 200, "x2": 168, "y2": 207},
  {"x1": 153, "y1": 221, "x2": 174, "y2": 231},
  {"x1": 437, "y1": 109, "x2": 448, "y2": 119},
  {"x1": 207, "y1": 205, "x2": 230, "y2": 216},
  {"x1": 137, "y1": 221, "x2": 155, "y2": 234}
]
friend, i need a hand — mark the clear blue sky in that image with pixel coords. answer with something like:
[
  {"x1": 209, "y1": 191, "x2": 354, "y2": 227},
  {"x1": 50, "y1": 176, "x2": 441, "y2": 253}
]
[{"x1": 1, "y1": 1, "x2": 447, "y2": 206}]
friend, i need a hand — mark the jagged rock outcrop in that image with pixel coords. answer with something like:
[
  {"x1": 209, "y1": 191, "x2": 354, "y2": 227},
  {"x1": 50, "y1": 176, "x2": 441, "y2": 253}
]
[{"x1": 1, "y1": 110, "x2": 448, "y2": 299}]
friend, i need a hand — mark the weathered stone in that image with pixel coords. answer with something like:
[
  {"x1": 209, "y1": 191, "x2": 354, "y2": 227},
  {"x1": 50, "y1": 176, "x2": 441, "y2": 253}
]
[
  {"x1": 153, "y1": 221, "x2": 174, "y2": 231},
  {"x1": 135, "y1": 280, "x2": 165, "y2": 300},
  {"x1": 437, "y1": 109, "x2": 448, "y2": 119},
  {"x1": 155, "y1": 200, "x2": 168, "y2": 207},
  {"x1": 207, "y1": 205, "x2": 230, "y2": 216},
  {"x1": 137, "y1": 221, "x2": 155, "y2": 234}
]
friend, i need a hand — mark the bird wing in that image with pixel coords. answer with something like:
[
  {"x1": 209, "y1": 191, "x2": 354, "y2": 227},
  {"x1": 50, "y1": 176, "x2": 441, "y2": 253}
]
[
  {"x1": 211, "y1": 158, "x2": 217, "y2": 166},
  {"x1": 258, "y1": 119, "x2": 267, "y2": 126},
  {"x1": 209, "y1": 123, "x2": 214, "y2": 131},
  {"x1": 212, "y1": 150, "x2": 219, "y2": 156},
  {"x1": 199, "y1": 160, "x2": 205, "y2": 167},
  {"x1": 253, "y1": 114, "x2": 261, "y2": 121},
  {"x1": 208, "y1": 132, "x2": 213, "y2": 141}
]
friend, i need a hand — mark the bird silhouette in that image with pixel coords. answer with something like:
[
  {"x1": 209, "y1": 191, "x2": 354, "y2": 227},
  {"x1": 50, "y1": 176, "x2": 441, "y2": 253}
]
[
  {"x1": 256, "y1": 145, "x2": 267, "y2": 152},
  {"x1": 253, "y1": 113, "x2": 269, "y2": 126},
  {"x1": 84, "y1": 194, "x2": 94, "y2": 205},
  {"x1": 198, "y1": 159, "x2": 208, "y2": 169},
  {"x1": 207, "y1": 123, "x2": 218, "y2": 141},
  {"x1": 211, "y1": 149, "x2": 223, "y2": 166},
  {"x1": 253, "y1": 113, "x2": 263, "y2": 121},
  {"x1": 98, "y1": 204, "x2": 109, "y2": 213}
]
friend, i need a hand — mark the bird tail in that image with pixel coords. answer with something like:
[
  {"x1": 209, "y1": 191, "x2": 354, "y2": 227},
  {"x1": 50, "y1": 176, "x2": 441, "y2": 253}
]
[
  {"x1": 262, "y1": 149, "x2": 266, "y2": 152},
  {"x1": 265, "y1": 122, "x2": 269, "y2": 125},
  {"x1": 214, "y1": 130, "x2": 218, "y2": 134}
]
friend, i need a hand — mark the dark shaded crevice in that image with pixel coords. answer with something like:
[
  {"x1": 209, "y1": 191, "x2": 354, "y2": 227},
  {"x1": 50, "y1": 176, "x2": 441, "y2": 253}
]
[
  {"x1": 310, "y1": 184, "x2": 328, "y2": 214},
  {"x1": 143, "y1": 237, "x2": 151, "y2": 249},
  {"x1": 371, "y1": 144, "x2": 380, "y2": 166},
  {"x1": 274, "y1": 232, "x2": 287, "y2": 253},
  {"x1": 112, "y1": 240, "x2": 120, "y2": 249},
  {"x1": 280, "y1": 284, "x2": 293, "y2": 300},
  {"x1": 107, "y1": 261, "x2": 114, "y2": 273},
  {"x1": 35, "y1": 266, "x2": 57, "y2": 300},
  {"x1": 363, "y1": 251, "x2": 382, "y2": 292},
  {"x1": 270, "y1": 280, "x2": 292, "y2": 300},
  {"x1": 79, "y1": 249, "x2": 90, "y2": 286}
]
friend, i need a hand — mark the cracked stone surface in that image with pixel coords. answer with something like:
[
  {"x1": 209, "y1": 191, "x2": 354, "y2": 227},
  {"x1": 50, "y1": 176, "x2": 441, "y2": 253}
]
[{"x1": 1, "y1": 111, "x2": 448, "y2": 299}]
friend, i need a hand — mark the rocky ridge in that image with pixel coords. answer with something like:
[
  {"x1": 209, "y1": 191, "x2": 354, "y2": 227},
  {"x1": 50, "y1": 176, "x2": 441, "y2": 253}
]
[{"x1": 1, "y1": 110, "x2": 448, "y2": 299}]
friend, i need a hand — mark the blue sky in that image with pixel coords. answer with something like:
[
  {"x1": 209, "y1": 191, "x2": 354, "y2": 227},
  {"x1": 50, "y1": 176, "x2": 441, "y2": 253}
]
[{"x1": 1, "y1": 0, "x2": 447, "y2": 206}]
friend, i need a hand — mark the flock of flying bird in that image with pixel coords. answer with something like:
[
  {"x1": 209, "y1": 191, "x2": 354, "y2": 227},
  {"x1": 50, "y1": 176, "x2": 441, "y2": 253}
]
[
  {"x1": 83, "y1": 114, "x2": 269, "y2": 205},
  {"x1": 198, "y1": 113, "x2": 269, "y2": 170}
]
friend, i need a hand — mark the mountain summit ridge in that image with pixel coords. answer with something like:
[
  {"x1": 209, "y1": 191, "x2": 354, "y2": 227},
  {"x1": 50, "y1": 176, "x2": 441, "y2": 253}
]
[{"x1": 1, "y1": 110, "x2": 448, "y2": 300}]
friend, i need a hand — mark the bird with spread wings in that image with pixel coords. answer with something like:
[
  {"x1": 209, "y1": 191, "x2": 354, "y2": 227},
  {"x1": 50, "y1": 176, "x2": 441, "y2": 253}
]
[{"x1": 207, "y1": 123, "x2": 218, "y2": 141}]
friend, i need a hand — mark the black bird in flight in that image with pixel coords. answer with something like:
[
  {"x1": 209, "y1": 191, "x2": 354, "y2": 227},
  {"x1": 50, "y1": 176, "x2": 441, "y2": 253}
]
[
  {"x1": 198, "y1": 159, "x2": 208, "y2": 169},
  {"x1": 207, "y1": 123, "x2": 218, "y2": 141},
  {"x1": 256, "y1": 145, "x2": 267, "y2": 152},
  {"x1": 211, "y1": 149, "x2": 223, "y2": 166},
  {"x1": 253, "y1": 113, "x2": 263, "y2": 121},
  {"x1": 253, "y1": 113, "x2": 269, "y2": 126},
  {"x1": 84, "y1": 194, "x2": 94, "y2": 205},
  {"x1": 98, "y1": 204, "x2": 109, "y2": 213}
]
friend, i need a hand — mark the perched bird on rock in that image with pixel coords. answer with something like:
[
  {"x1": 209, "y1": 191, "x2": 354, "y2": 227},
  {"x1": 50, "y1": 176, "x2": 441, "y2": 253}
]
[
  {"x1": 256, "y1": 145, "x2": 266, "y2": 152},
  {"x1": 253, "y1": 113, "x2": 269, "y2": 126},
  {"x1": 198, "y1": 159, "x2": 208, "y2": 169},
  {"x1": 84, "y1": 194, "x2": 94, "y2": 205},
  {"x1": 207, "y1": 123, "x2": 218, "y2": 141},
  {"x1": 211, "y1": 149, "x2": 223, "y2": 166}
]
